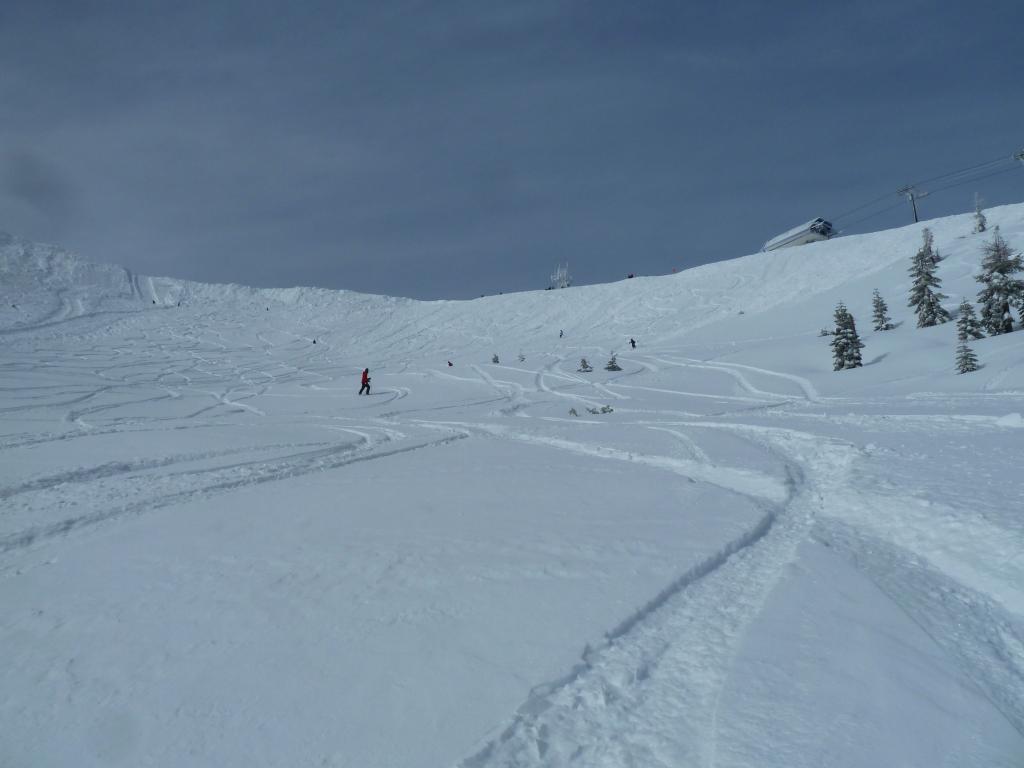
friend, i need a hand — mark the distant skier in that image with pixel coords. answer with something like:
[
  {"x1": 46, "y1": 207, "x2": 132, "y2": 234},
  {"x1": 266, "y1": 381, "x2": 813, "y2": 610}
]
[
  {"x1": 629, "y1": 338, "x2": 636, "y2": 349},
  {"x1": 312, "y1": 339, "x2": 316, "y2": 344},
  {"x1": 359, "y1": 368, "x2": 371, "y2": 395},
  {"x1": 448, "y1": 360, "x2": 453, "y2": 367},
  {"x1": 559, "y1": 330, "x2": 564, "y2": 338}
]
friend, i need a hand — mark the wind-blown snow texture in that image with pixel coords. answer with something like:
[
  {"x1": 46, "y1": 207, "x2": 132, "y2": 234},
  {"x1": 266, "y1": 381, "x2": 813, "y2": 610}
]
[{"x1": 2, "y1": 209, "x2": 1023, "y2": 767}]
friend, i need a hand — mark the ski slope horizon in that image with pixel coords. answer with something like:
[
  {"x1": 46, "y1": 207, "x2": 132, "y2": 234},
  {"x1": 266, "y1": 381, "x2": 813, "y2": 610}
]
[{"x1": 2, "y1": 205, "x2": 1024, "y2": 767}]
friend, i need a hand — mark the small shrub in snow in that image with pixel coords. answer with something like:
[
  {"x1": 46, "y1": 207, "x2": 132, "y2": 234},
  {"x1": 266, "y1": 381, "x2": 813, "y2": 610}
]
[
  {"x1": 831, "y1": 301, "x2": 864, "y2": 371},
  {"x1": 518, "y1": 352, "x2": 525, "y2": 363},
  {"x1": 568, "y1": 408, "x2": 579, "y2": 417},
  {"x1": 586, "y1": 405, "x2": 614, "y2": 414},
  {"x1": 871, "y1": 289, "x2": 894, "y2": 331},
  {"x1": 975, "y1": 227, "x2": 1024, "y2": 336},
  {"x1": 578, "y1": 358, "x2": 593, "y2": 372},
  {"x1": 492, "y1": 354, "x2": 500, "y2": 364},
  {"x1": 605, "y1": 354, "x2": 622, "y2": 371},
  {"x1": 956, "y1": 338, "x2": 979, "y2": 374},
  {"x1": 908, "y1": 229, "x2": 951, "y2": 328}
]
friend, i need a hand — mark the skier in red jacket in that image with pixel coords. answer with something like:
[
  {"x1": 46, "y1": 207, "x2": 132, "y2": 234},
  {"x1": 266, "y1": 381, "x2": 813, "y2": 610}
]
[{"x1": 359, "y1": 368, "x2": 371, "y2": 395}]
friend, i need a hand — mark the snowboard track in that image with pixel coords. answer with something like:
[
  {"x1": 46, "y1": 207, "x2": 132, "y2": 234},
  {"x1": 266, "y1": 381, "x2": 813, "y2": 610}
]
[{"x1": 0, "y1": 431, "x2": 468, "y2": 557}]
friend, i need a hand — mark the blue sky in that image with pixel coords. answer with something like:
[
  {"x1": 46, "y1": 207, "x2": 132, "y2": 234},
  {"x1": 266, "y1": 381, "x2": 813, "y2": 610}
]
[{"x1": 2, "y1": 0, "x2": 1023, "y2": 298}]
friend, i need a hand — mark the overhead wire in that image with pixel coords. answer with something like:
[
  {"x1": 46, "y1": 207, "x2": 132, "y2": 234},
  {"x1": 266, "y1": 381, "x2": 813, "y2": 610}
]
[
  {"x1": 911, "y1": 154, "x2": 1013, "y2": 188},
  {"x1": 835, "y1": 199, "x2": 907, "y2": 232},
  {"x1": 921, "y1": 163, "x2": 1021, "y2": 197},
  {"x1": 831, "y1": 151, "x2": 1022, "y2": 232}
]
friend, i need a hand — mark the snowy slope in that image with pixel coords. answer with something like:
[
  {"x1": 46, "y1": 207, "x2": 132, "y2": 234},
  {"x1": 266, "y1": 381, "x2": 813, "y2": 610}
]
[{"x1": 2, "y1": 206, "x2": 1023, "y2": 767}]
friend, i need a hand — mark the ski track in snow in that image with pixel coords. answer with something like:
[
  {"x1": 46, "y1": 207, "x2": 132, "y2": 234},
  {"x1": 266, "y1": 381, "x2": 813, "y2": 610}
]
[
  {"x1": 3, "y1": 212, "x2": 1024, "y2": 767},
  {"x1": 457, "y1": 426, "x2": 849, "y2": 767}
]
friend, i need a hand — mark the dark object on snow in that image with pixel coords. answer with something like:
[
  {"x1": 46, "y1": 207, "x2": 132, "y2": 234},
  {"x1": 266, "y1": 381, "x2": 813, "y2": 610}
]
[
  {"x1": 448, "y1": 361, "x2": 453, "y2": 367},
  {"x1": 359, "y1": 368, "x2": 371, "y2": 395},
  {"x1": 627, "y1": 273, "x2": 634, "y2": 279},
  {"x1": 152, "y1": 300, "x2": 156, "y2": 304},
  {"x1": 313, "y1": 339, "x2": 316, "y2": 344},
  {"x1": 629, "y1": 338, "x2": 636, "y2": 349},
  {"x1": 559, "y1": 330, "x2": 564, "y2": 338},
  {"x1": 605, "y1": 355, "x2": 622, "y2": 371},
  {"x1": 578, "y1": 358, "x2": 593, "y2": 372}
]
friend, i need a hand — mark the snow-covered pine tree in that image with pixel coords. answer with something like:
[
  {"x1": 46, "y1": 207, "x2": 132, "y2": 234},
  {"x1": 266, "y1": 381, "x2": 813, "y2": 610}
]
[
  {"x1": 492, "y1": 354, "x2": 500, "y2": 364},
  {"x1": 578, "y1": 358, "x2": 593, "y2": 372},
  {"x1": 871, "y1": 289, "x2": 893, "y2": 331},
  {"x1": 830, "y1": 303, "x2": 847, "y2": 371},
  {"x1": 830, "y1": 302, "x2": 864, "y2": 370},
  {"x1": 605, "y1": 354, "x2": 622, "y2": 371},
  {"x1": 518, "y1": 352, "x2": 525, "y2": 363},
  {"x1": 955, "y1": 338, "x2": 979, "y2": 374},
  {"x1": 956, "y1": 299, "x2": 984, "y2": 341},
  {"x1": 842, "y1": 307, "x2": 864, "y2": 369},
  {"x1": 975, "y1": 227, "x2": 1024, "y2": 335},
  {"x1": 907, "y1": 229, "x2": 951, "y2": 328},
  {"x1": 973, "y1": 193, "x2": 987, "y2": 234},
  {"x1": 919, "y1": 227, "x2": 941, "y2": 265}
]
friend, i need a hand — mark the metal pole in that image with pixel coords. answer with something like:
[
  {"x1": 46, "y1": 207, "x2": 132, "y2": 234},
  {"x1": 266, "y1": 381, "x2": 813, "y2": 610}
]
[{"x1": 898, "y1": 186, "x2": 919, "y2": 223}]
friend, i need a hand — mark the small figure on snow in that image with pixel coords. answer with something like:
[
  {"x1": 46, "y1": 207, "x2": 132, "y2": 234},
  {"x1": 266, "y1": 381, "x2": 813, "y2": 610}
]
[
  {"x1": 359, "y1": 368, "x2": 371, "y2": 395},
  {"x1": 448, "y1": 360, "x2": 453, "y2": 367},
  {"x1": 629, "y1": 338, "x2": 636, "y2": 349},
  {"x1": 559, "y1": 329, "x2": 564, "y2": 338}
]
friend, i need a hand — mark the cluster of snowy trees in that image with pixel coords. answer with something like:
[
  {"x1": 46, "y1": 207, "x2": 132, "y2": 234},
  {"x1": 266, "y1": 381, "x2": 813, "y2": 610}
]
[
  {"x1": 951, "y1": 224, "x2": 1024, "y2": 372},
  {"x1": 575, "y1": 355, "x2": 621, "y2": 372},
  {"x1": 827, "y1": 208, "x2": 1023, "y2": 375}
]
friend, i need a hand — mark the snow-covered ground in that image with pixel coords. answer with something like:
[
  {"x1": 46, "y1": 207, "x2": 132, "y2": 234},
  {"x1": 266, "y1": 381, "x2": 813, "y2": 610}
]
[{"x1": 2, "y1": 208, "x2": 1023, "y2": 767}]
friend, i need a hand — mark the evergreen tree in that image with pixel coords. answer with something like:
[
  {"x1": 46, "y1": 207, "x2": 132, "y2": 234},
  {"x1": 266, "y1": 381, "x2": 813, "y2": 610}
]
[
  {"x1": 975, "y1": 227, "x2": 1024, "y2": 335},
  {"x1": 578, "y1": 358, "x2": 592, "y2": 372},
  {"x1": 973, "y1": 193, "x2": 987, "y2": 234},
  {"x1": 955, "y1": 338, "x2": 979, "y2": 374},
  {"x1": 605, "y1": 354, "x2": 622, "y2": 371},
  {"x1": 956, "y1": 299, "x2": 984, "y2": 341},
  {"x1": 918, "y1": 227, "x2": 941, "y2": 265},
  {"x1": 907, "y1": 229, "x2": 951, "y2": 328},
  {"x1": 830, "y1": 302, "x2": 864, "y2": 370},
  {"x1": 871, "y1": 289, "x2": 893, "y2": 331}
]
